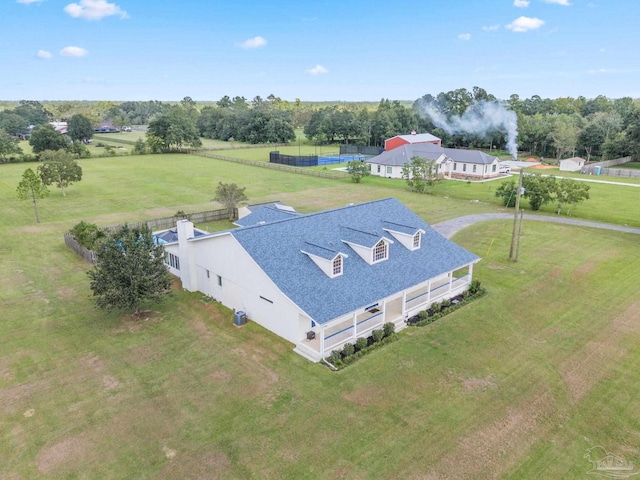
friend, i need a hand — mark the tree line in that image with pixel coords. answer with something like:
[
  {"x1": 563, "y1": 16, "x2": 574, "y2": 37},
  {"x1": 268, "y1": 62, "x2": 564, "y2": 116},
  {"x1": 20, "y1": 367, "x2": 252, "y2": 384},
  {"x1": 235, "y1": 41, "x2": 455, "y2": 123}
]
[{"x1": 2, "y1": 90, "x2": 640, "y2": 160}]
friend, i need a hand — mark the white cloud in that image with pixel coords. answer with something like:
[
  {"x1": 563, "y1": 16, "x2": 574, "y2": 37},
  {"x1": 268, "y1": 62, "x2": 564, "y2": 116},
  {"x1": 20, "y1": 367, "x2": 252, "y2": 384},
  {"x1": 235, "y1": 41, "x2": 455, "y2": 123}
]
[
  {"x1": 37, "y1": 50, "x2": 52, "y2": 59},
  {"x1": 514, "y1": 0, "x2": 529, "y2": 7},
  {"x1": 458, "y1": 33, "x2": 471, "y2": 41},
  {"x1": 60, "y1": 46, "x2": 89, "y2": 57},
  {"x1": 64, "y1": 0, "x2": 128, "y2": 20},
  {"x1": 307, "y1": 64, "x2": 328, "y2": 75},
  {"x1": 17, "y1": 0, "x2": 45, "y2": 4},
  {"x1": 543, "y1": 0, "x2": 571, "y2": 5},
  {"x1": 482, "y1": 24, "x2": 500, "y2": 31},
  {"x1": 506, "y1": 16, "x2": 544, "y2": 32},
  {"x1": 239, "y1": 36, "x2": 267, "y2": 49},
  {"x1": 588, "y1": 68, "x2": 612, "y2": 75}
]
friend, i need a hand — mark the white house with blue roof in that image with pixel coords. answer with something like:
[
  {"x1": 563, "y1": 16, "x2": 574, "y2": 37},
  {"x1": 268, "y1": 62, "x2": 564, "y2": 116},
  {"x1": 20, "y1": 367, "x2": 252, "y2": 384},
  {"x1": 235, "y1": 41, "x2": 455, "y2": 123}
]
[{"x1": 157, "y1": 198, "x2": 480, "y2": 362}]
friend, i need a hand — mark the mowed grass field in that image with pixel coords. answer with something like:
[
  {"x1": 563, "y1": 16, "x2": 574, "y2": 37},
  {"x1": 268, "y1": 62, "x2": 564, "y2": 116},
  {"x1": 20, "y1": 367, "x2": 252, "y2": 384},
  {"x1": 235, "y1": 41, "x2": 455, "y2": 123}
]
[{"x1": 1, "y1": 154, "x2": 640, "y2": 479}]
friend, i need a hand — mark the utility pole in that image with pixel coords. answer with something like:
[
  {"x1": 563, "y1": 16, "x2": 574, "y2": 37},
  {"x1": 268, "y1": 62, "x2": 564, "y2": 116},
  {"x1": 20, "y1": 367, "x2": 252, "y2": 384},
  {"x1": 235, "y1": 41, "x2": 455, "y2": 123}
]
[
  {"x1": 515, "y1": 207, "x2": 524, "y2": 262},
  {"x1": 509, "y1": 169, "x2": 524, "y2": 261}
]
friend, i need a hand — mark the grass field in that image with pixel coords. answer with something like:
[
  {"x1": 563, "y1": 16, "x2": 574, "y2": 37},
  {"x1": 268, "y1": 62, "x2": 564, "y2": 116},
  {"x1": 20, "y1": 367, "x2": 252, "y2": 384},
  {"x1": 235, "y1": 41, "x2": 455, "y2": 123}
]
[{"x1": 2, "y1": 154, "x2": 639, "y2": 479}]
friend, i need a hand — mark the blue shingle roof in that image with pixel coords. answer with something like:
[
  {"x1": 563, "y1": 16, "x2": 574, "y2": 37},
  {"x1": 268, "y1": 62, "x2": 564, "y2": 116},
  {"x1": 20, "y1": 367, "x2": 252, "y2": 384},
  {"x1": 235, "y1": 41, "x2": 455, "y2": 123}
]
[
  {"x1": 234, "y1": 202, "x2": 300, "y2": 227},
  {"x1": 230, "y1": 198, "x2": 479, "y2": 325}
]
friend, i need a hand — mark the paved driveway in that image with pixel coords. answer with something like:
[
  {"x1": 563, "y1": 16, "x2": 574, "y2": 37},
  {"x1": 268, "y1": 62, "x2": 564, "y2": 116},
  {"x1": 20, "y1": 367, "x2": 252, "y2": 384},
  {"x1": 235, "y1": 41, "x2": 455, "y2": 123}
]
[{"x1": 433, "y1": 213, "x2": 640, "y2": 239}]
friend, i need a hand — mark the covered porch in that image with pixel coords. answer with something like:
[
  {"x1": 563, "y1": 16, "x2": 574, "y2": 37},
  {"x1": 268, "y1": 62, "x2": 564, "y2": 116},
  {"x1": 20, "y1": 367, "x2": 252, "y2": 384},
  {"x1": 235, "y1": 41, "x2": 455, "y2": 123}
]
[{"x1": 294, "y1": 264, "x2": 474, "y2": 362}]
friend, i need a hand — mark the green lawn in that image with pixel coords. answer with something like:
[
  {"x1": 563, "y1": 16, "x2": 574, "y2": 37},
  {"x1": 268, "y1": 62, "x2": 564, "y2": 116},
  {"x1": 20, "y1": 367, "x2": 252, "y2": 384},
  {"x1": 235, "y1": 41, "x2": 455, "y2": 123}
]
[{"x1": 2, "y1": 154, "x2": 639, "y2": 479}]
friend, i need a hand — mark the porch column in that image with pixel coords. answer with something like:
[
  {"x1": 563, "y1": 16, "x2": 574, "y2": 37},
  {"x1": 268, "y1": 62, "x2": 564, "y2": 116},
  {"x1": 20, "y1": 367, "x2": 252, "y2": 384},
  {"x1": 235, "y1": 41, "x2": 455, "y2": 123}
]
[
  {"x1": 402, "y1": 290, "x2": 407, "y2": 316},
  {"x1": 468, "y1": 263, "x2": 474, "y2": 284},
  {"x1": 353, "y1": 312, "x2": 357, "y2": 340},
  {"x1": 382, "y1": 298, "x2": 386, "y2": 323},
  {"x1": 427, "y1": 279, "x2": 432, "y2": 304},
  {"x1": 449, "y1": 272, "x2": 453, "y2": 294},
  {"x1": 320, "y1": 326, "x2": 325, "y2": 358}
]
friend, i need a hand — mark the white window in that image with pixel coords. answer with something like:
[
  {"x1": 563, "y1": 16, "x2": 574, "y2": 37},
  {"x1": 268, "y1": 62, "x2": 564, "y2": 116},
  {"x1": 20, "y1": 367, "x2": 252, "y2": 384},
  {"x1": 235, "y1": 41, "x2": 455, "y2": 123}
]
[
  {"x1": 165, "y1": 253, "x2": 180, "y2": 270},
  {"x1": 492, "y1": 164, "x2": 497, "y2": 172},
  {"x1": 412, "y1": 232, "x2": 421, "y2": 249},
  {"x1": 377, "y1": 165, "x2": 381, "y2": 173},
  {"x1": 453, "y1": 163, "x2": 457, "y2": 171},
  {"x1": 386, "y1": 166, "x2": 392, "y2": 175},
  {"x1": 373, "y1": 240, "x2": 388, "y2": 263},
  {"x1": 217, "y1": 275, "x2": 222, "y2": 287},
  {"x1": 463, "y1": 164, "x2": 467, "y2": 172},
  {"x1": 332, "y1": 255, "x2": 343, "y2": 276},
  {"x1": 473, "y1": 165, "x2": 477, "y2": 173}
]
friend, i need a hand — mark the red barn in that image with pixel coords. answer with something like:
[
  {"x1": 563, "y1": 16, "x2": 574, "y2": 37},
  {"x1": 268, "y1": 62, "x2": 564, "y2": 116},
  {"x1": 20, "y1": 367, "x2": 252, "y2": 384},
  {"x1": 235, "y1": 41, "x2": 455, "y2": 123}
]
[{"x1": 385, "y1": 131, "x2": 441, "y2": 151}]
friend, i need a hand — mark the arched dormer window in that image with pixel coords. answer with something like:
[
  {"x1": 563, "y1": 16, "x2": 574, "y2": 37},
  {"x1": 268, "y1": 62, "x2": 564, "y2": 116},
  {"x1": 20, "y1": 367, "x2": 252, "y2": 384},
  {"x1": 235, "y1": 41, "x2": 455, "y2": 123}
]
[{"x1": 373, "y1": 240, "x2": 388, "y2": 263}]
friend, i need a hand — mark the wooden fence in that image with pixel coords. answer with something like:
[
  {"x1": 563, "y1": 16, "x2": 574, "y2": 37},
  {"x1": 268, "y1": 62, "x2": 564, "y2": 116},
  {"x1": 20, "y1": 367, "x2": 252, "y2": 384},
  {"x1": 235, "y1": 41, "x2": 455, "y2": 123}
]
[
  {"x1": 103, "y1": 208, "x2": 231, "y2": 232},
  {"x1": 64, "y1": 232, "x2": 96, "y2": 264},
  {"x1": 600, "y1": 167, "x2": 640, "y2": 178},
  {"x1": 193, "y1": 152, "x2": 349, "y2": 179}
]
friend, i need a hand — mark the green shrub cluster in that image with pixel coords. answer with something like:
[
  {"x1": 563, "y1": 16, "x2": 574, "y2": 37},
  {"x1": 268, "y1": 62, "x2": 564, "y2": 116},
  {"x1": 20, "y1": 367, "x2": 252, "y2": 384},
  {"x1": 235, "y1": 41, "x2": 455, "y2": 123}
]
[
  {"x1": 69, "y1": 221, "x2": 106, "y2": 250},
  {"x1": 411, "y1": 285, "x2": 486, "y2": 328},
  {"x1": 326, "y1": 322, "x2": 397, "y2": 370}
]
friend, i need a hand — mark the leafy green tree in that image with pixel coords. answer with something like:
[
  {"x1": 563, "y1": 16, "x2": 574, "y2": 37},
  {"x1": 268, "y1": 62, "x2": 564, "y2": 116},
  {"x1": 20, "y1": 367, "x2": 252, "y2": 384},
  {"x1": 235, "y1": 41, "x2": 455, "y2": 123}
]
[
  {"x1": 401, "y1": 156, "x2": 441, "y2": 193},
  {"x1": 346, "y1": 160, "x2": 370, "y2": 183},
  {"x1": 16, "y1": 168, "x2": 49, "y2": 223},
  {"x1": 551, "y1": 114, "x2": 580, "y2": 162},
  {"x1": 69, "y1": 140, "x2": 91, "y2": 159},
  {"x1": 523, "y1": 174, "x2": 556, "y2": 211},
  {"x1": 147, "y1": 106, "x2": 202, "y2": 151},
  {"x1": 29, "y1": 124, "x2": 69, "y2": 153},
  {"x1": 133, "y1": 138, "x2": 147, "y2": 155},
  {"x1": 554, "y1": 178, "x2": 590, "y2": 215},
  {"x1": 0, "y1": 129, "x2": 23, "y2": 161},
  {"x1": 0, "y1": 112, "x2": 28, "y2": 135},
  {"x1": 87, "y1": 224, "x2": 172, "y2": 315},
  {"x1": 13, "y1": 100, "x2": 51, "y2": 125},
  {"x1": 495, "y1": 179, "x2": 518, "y2": 207},
  {"x1": 37, "y1": 150, "x2": 83, "y2": 197},
  {"x1": 213, "y1": 182, "x2": 247, "y2": 220},
  {"x1": 67, "y1": 114, "x2": 94, "y2": 142},
  {"x1": 69, "y1": 221, "x2": 106, "y2": 250}
]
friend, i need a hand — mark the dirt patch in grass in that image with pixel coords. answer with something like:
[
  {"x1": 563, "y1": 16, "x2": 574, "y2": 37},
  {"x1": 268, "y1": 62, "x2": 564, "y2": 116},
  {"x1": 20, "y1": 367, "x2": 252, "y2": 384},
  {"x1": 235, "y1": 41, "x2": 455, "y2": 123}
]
[
  {"x1": 189, "y1": 319, "x2": 211, "y2": 338},
  {"x1": 157, "y1": 449, "x2": 231, "y2": 479},
  {"x1": 343, "y1": 385, "x2": 393, "y2": 408},
  {"x1": 463, "y1": 376, "x2": 497, "y2": 392},
  {"x1": 206, "y1": 370, "x2": 232, "y2": 382},
  {"x1": 0, "y1": 380, "x2": 49, "y2": 415},
  {"x1": 425, "y1": 389, "x2": 556, "y2": 479},
  {"x1": 125, "y1": 344, "x2": 163, "y2": 366},
  {"x1": 560, "y1": 302, "x2": 640, "y2": 403},
  {"x1": 36, "y1": 433, "x2": 93, "y2": 474}
]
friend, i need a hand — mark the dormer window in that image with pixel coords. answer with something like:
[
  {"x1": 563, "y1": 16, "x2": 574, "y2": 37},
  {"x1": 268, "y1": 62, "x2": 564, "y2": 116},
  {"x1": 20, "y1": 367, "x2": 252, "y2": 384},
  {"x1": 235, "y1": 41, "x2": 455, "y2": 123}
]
[
  {"x1": 332, "y1": 255, "x2": 343, "y2": 276},
  {"x1": 413, "y1": 232, "x2": 421, "y2": 249},
  {"x1": 373, "y1": 240, "x2": 388, "y2": 263}
]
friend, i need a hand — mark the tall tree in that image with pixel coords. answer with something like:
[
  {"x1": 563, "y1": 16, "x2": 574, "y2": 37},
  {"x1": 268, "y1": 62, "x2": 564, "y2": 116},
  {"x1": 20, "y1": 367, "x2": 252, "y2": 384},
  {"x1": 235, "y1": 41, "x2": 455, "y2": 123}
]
[
  {"x1": 213, "y1": 182, "x2": 247, "y2": 220},
  {"x1": 16, "y1": 168, "x2": 49, "y2": 223},
  {"x1": 147, "y1": 106, "x2": 202, "y2": 151},
  {"x1": 67, "y1": 114, "x2": 94, "y2": 142},
  {"x1": 37, "y1": 150, "x2": 83, "y2": 197},
  {"x1": 0, "y1": 129, "x2": 23, "y2": 161},
  {"x1": 29, "y1": 124, "x2": 69, "y2": 153},
  {"x1": 88, "y1": 224, "x2": 172, "y2": 315},
  {"x1": 401, "y1": 156, "x2": 441, "y2": 194}
]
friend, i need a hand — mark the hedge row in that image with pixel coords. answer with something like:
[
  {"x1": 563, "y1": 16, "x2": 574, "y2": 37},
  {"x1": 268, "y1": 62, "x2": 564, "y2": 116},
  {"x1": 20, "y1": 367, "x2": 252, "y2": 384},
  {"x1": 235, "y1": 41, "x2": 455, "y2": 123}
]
[{"x1": 410, "y1": 287, "x2": 486, "y2": 328}]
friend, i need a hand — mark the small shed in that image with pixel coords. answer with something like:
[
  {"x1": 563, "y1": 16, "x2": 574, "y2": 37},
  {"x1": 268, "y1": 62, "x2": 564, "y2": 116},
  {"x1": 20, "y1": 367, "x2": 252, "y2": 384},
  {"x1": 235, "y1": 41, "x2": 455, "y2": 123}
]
[{"x1": 559, "y1": 157, "x2": 586, "y2": 172}]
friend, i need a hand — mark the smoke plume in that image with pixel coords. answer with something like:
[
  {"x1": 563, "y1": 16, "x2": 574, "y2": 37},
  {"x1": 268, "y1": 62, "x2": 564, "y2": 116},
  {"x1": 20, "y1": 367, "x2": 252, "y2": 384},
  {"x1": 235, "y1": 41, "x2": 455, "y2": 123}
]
[{"x1": 420, "y1": 100, "x2": 518, "y2": 158}]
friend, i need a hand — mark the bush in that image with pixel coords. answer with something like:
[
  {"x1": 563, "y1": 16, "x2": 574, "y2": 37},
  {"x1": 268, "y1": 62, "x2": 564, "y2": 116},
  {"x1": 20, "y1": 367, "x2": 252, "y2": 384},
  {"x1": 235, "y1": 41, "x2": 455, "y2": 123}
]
[
  {"x1": 372, "y1": 329, "x2": 384, "y2": 343},
  {"x1": 328, "y1": 350, "x2": 342, "y2": 364},
  {"x1": 355, "y1": 337, "x2": 367, "y2": 351},
  {"x1": 69, "y1": 221, "x2": 106, "y2": 250},
  {"x1": 342, "y1": 343, "x2": 355, "y2": 357},
  {"x1": 418, "y1": 310, "x2": 428, "y2": 320},
  {"x1": 383, "y1": 322, "x2": 395, "y2": 338},
  {"x1": 469, "y1": 279, "x2": 481, "y2": 295}
]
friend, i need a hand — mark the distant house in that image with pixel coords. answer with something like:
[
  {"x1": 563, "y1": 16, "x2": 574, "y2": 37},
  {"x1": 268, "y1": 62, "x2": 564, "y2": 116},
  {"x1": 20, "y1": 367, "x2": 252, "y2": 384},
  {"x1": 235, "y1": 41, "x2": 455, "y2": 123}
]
[
  {"x1": 49, "y1": 122, "x2": 67, "y2": 135},
  {"x1": 155, "y1": 198, "x2": 480, "y2": 362},
  {"x1": 367, "y1": 143, "x2": 501, "y2": 180},
  {"x1": 385, "y1": 131, "x2": 442, "y2": 151},
  {"x1": 559, "y1": 157, "x2": 586, "y2": 172}
]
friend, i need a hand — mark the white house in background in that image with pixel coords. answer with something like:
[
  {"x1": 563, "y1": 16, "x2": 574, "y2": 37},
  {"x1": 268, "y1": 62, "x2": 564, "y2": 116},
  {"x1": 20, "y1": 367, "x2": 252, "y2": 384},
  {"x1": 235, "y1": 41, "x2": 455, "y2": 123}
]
[
  {"x1": 367, "y1": 143, "x2": 501, "y2": 180},
  {"x1": 559, "y1": 157, "x2": 586, "y2": 172},
  {"x1": 154, "y1": 198, "x2": 480, "y2": 362}
]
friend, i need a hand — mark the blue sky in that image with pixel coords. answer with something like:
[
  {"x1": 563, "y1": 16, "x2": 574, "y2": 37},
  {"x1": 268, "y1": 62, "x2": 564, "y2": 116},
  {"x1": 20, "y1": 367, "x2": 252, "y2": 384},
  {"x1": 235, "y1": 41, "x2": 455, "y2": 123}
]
[{"x1": 3, "y1": 0, "x2": 639, "y2": 102}]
